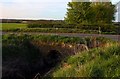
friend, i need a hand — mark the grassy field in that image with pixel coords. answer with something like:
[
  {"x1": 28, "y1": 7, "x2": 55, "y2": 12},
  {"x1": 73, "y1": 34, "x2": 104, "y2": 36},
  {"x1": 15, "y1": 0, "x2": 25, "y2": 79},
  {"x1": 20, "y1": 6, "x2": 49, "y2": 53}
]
[
  {"x1": 1, "y1": 23, "x2": 118, "y2": 34},
  {"x1": 1, "y1": 23, "x2": 99, "y2": 34},
  {"x1": 1, "y1": 23, "x2": 27, "y2": 30}
]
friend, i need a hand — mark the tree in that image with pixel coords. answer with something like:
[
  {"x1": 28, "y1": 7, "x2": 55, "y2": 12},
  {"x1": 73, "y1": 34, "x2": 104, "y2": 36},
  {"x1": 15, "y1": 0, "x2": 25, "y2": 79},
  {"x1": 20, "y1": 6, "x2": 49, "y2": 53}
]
[
  {"x1": 65, "y1": 1, "x2": 116, "y2": 25},
  {"x1": 64, "y1": 2, "x2": 91, "y2": 24},
  {"x1": 91, "y1": 2, "x2": 116, "y2": 33},
  {"x1": 91, "y1": 2, "x2": 116, "y2": 24}
]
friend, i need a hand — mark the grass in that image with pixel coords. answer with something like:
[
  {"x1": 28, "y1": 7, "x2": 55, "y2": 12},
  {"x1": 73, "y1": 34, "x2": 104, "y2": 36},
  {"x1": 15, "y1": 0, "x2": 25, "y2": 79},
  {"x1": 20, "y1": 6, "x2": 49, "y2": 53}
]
[
  {"x1": 1, "y1": 23, "x2": 118, "y2": 35},
  {"x1": 2, "y1": 34, "x2": 114, "y2": 62},
  {"x1": 51, "y1": 43, "x2": 120, "y2": 77},
  {"x1": 2, "y1": 34, "x2": 118, "y2": 77},
  {"x1": 1, "y1": 23, "x2": 27, "y2": 30},
  {"x1": 2, "y1": 26, "x2": 99, "y2": 34},
  {"x1": 2, "y1": 34, "x2": 113, "y2": 45}
]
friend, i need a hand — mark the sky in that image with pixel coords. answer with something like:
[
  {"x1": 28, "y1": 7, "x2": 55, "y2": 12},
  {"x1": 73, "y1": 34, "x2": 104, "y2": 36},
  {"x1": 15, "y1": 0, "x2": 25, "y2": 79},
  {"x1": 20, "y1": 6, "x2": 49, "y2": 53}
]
[{"x1": 0, "y1": 0, "x2": 120, "y2": 20}]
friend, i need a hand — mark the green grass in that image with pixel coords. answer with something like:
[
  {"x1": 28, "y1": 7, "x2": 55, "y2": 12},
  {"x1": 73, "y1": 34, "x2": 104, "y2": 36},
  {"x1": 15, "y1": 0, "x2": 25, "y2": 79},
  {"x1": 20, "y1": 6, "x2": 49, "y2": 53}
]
[
  {"x1": 51, "y1": 43, "x2": 120, "y2": 77},
  {"x1": 1, "y1": 23, "x2": 27, "y2": 30},
  {"x1": 2, "y1": 26, "x2": 99, "y2": 34},
  {"x1": 2, "y1": 34, "x2": 113, "y2": 44},
  {"x1": 2, "y1": 34, "x2": 118, "y2": 77},
  {"x1": 1, "y1": 23, "x2": 118, "y2": 35}
]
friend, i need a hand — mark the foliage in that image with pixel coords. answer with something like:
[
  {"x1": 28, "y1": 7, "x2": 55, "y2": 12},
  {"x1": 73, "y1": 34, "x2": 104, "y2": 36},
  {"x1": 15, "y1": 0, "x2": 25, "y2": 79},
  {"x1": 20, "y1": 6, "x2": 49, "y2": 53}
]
[
  {"x1": 2, "y1": 34, "x2": 116, "y2": 78},
  {"x1": 65, "y1": 2, "x2": 116, "y2": 26},
  {"x1": 2, "y1": 34, "x2": 37, "y2": 61},
  {"x1": 51, "y1": 43, "x2": 120, "y2": 77},
  {"x1": 3, "y1": 27, "x2": 98, "y2": 33},
  {"x1": 65, "y1": 2, "x2": 92, "y2": 24},
  {"x1": 2, "y1": 34, "x2": 113, "y2": 45},
  {"x1": 2, "y1": 23, "x2": 118, "y2": 34},
  {"x1": 91, "y1": 2, "x2": 116, "y2": 24},
  {"x1": 28, "y1": 23, "x2": 64, "y2": 28}
]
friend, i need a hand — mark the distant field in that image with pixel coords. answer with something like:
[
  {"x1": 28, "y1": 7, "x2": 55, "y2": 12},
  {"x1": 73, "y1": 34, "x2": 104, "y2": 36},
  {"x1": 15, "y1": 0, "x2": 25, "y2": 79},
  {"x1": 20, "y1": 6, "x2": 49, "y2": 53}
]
[
  {"x1": 0, "y1": 23, "x2": 27, "y2": 30},
  {"x1": 1, "y1": 23, "x2": 118, "y2": 35}
]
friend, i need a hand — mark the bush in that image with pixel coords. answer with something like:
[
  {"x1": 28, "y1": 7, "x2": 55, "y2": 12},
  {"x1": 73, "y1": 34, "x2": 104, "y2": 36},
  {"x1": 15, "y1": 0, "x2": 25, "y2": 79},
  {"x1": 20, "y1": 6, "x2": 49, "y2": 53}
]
[
  {"x1": 27, "y1": 23, "x2": 77, "y2": 29},
  {"x1": 27, "y1": 23, "x2": 53, "y2": 28}
]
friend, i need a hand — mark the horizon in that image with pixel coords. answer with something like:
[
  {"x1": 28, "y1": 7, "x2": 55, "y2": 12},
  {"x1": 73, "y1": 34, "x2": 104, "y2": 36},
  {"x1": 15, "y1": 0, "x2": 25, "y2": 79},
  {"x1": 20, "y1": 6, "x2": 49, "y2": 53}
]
[{"x1": 0, "y1": 0, "x2": 120, "y2": 20}]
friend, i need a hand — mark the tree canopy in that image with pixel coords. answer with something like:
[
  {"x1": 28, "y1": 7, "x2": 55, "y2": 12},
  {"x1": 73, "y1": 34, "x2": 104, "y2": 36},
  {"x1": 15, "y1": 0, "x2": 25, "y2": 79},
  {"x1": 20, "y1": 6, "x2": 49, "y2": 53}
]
[{"x1": 65, "y1": 2, "x2": 116, "y2": 25}]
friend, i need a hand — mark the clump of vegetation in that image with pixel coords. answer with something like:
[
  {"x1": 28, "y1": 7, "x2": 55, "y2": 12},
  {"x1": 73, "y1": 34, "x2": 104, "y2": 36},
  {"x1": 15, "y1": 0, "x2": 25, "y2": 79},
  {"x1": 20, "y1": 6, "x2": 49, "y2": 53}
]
[
  {"x1": 2, "y1": 34, "x2": 40, "y2": 61},
  {"x1": 3, "y1": 34, "x2": 113, "y2": 45},
  {"x1": 51, "y1": 43, "x2": 120, "y2": 77}
]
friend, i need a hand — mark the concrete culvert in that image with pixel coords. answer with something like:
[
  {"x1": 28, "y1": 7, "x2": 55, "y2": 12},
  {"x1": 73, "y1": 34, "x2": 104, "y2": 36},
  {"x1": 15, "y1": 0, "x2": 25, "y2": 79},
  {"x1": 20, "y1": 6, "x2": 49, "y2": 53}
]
[{"x1": 45, "y1": 50, "x2": 62, "y2": 67}]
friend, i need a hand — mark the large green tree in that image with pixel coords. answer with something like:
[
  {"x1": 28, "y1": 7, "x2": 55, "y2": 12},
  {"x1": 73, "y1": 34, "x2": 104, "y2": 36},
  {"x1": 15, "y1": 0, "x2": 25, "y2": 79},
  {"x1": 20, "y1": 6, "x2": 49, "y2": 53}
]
[{"x1": 65, "y1": 2, "x2": 116, "y2": 25}]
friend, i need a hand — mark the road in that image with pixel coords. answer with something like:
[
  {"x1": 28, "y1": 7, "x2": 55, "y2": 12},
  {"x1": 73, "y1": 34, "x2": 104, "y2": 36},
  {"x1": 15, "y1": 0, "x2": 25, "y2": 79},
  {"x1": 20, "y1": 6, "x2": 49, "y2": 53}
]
[{"x1": 2, "y1": 32, "x2": 120, "y2": 41}]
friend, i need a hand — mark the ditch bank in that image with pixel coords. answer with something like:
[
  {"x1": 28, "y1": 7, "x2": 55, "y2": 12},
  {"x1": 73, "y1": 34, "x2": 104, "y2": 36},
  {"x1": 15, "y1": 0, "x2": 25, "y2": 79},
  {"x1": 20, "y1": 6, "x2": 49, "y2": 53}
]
[
  {"x1": 2, "y1": 41, "x2": 90, "y2": 79},
  {"x1": 2, "y1": 34, "x2": 113, "y2": 79}
]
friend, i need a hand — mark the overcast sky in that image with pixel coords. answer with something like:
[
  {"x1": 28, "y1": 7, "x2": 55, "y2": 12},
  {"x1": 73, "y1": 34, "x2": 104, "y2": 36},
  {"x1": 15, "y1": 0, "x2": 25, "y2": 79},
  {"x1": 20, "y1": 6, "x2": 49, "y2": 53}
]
[{"x1": 0, "y1": 0, "x2": 119, "y2": 20}]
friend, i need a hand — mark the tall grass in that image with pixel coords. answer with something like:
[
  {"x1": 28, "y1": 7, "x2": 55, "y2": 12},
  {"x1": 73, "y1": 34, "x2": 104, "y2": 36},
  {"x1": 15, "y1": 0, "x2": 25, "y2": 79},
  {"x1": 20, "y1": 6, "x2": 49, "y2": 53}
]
[{"x1": 52, "y1": 43, "x2": 120, "y2": 77}]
